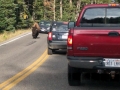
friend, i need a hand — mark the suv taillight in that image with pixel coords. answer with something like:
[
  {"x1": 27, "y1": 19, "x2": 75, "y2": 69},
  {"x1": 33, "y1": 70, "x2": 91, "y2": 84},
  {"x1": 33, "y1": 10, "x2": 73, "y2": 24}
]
[
  {"x1": 67, "y1": 30, "x2": 73, "y2": 49},
  {"x1": 48, "y1": 32, "x2": 52, "y2": 40}
]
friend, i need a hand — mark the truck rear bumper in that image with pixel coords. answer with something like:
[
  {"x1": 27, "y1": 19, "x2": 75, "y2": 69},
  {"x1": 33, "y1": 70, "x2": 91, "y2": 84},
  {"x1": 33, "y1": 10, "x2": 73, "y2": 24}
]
[{"x1": 67, "y1": 56, "x2": 120, "y2": 70}]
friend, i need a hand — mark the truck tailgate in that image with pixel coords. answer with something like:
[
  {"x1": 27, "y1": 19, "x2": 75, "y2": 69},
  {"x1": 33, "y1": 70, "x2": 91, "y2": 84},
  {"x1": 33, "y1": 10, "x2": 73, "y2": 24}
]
[{"x1": 73, "y1": 27, "x2": 120, "y2": 58}]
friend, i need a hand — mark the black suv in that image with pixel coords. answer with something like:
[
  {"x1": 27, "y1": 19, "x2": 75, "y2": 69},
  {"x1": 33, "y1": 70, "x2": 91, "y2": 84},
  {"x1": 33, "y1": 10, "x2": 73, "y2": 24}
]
[
  {"x1": 39, "y1": 20, "x2": 51, "y2": 33},
  {"x1": 47, "y1": 21, "x2": 68, "y2": 55}
]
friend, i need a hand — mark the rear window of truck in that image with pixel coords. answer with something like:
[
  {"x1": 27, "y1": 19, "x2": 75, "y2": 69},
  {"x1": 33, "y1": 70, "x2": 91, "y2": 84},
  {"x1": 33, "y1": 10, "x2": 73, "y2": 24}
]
[{"x1": 80, "y1": 7, "x2": 120, "y2": 27}]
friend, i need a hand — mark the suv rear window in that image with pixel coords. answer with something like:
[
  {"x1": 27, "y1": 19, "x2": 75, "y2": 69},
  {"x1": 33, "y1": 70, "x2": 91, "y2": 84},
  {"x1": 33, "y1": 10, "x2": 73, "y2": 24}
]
[
  {"x1": 80, "y1": 7, "x2": 120, "y2": 27},
  {"x1": 52, "y1": 23, "x2": 68, "y2": 32},
  {"x1": 39, "y1": 21, "x2": 51, "y2": 27},
  {"x1": 57, "y1": 25, "x2": 68, "y2": 32}
]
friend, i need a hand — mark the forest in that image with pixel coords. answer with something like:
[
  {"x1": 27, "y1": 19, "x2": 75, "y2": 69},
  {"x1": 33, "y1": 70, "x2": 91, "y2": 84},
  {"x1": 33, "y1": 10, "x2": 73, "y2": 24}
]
[{"x1": 0, "y1": 0, "x2": 120, "y2": 32}]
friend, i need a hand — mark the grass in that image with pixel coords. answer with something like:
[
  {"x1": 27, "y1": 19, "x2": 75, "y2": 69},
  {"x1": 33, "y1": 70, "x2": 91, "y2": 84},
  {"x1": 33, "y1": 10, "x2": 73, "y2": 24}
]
[{"x1": 0, "y1": 29, "x2": 31, "y2": 43}]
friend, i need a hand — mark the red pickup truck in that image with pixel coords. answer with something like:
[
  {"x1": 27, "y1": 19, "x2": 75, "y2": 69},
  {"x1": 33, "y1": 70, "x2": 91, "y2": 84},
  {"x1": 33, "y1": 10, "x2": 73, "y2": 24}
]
[{"x1": 67, "y1": 3, "x2": 120, "y2": 86}]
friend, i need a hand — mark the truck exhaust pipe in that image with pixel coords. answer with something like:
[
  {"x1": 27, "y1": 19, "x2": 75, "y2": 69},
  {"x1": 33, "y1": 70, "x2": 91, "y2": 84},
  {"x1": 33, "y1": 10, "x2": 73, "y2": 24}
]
[
  {"x1": 110, "y1": 71, "x2": 115, "y2": 79},
  {"x1": 97, "y1": 69, "x2": 104, "y2": 74},
  {"x1": 97, "y1": 70, "x2": 116, "y2": 79}
]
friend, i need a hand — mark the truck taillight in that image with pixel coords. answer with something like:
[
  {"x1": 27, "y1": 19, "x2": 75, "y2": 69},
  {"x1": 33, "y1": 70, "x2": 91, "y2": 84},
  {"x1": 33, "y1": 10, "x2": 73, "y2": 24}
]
[
  {"x1": 48, "y1": 32, "x2": 52, "y2": 40},
  {"x1": 67, "y1": 30, "x2": 73, "y2": 49},
  {"x1": 68, "y1": 35, "x2": 72, "y2": 45}
]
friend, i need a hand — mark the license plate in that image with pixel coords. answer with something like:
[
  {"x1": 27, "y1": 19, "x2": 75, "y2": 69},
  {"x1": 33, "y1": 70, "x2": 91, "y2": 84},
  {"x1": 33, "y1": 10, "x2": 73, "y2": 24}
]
[
  {"x1": 41, "y1": 29, "x2": 44, "y2": 31},
  {"x1": 64, "y1": 33, "x2": 68, "y2": 35},
  {"x1": 62, "y1": 35, "x2": 67, "y2": 39},
  {"x1": 41, "y1": 28, "x2": 45, "y2": 31},
  {"x1": 104, "y1": 58, "x2": 120, "y2": 67}
]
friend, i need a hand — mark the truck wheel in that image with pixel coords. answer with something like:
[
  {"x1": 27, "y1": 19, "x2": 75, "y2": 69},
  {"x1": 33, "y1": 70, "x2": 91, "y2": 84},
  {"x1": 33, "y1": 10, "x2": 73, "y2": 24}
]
[
  {"x1": 68, "y1": 65, "x2": 81, "y2": 86},
  {"x1": 48, "y1": 48, "x2": 53, "y2": 55}
]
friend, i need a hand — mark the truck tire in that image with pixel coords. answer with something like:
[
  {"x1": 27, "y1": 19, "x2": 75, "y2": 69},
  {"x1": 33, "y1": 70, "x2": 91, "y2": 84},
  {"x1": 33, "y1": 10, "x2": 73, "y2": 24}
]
[
  {"x1": 68, "y1": 65, "x2": 81, "y2": 86},
  {"x1": 48, "y1": 47, "x2": 53, "y2": 55}
]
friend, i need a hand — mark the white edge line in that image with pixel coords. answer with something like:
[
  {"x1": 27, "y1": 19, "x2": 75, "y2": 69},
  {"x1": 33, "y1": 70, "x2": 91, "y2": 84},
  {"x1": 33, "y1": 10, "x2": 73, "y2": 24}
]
[{"x1": 0, "y1": 32, "x2": 32, "y2": 47}]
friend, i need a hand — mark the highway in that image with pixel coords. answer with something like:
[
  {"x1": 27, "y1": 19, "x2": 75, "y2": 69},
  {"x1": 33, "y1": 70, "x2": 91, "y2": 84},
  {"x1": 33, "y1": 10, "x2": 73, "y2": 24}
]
[{"x1": 0, "y1": 32, "x2": 120, "y2": 90}]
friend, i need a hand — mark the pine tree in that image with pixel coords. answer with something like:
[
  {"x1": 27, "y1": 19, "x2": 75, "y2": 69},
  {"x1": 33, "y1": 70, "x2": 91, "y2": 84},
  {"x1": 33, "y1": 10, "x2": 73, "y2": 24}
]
[{"x1": 0, "y1": 0, "x2": 17, "y2": 32}]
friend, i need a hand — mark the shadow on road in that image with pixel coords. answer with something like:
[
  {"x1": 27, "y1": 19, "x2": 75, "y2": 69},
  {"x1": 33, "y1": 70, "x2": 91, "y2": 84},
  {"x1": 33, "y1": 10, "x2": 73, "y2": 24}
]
[{"x1": 52, "y1": 49, "x2": 67, "y2": 55}]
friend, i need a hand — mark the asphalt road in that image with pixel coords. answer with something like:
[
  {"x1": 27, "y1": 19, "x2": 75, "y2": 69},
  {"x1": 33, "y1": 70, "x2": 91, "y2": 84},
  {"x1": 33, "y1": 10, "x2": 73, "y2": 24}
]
[{"x1": 0, "y1": 32, "x2": 120, "y2": 90}]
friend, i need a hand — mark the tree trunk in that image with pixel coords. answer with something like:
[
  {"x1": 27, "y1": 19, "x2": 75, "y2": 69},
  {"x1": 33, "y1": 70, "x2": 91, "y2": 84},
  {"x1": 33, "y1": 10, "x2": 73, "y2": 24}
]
[
  {"x1": 53, "y1": 0, "x2": 55, "y2": 21},
  {"x1": 91, "y1": 0, "x2": 93, "y2": 4},
  {"x1": 75, "y1": 0, "x2": 81, "y2": 21},
  {"x1": 94, "y1": 0, "x2": 96, "y2": 4},
  {"x1": 77, "y1": 0, "x2": 81, "y2": 10},
  {"x1": 60, "y1": 0, "x2": 62, "y2": 19},
  {"x1": 70, "y1": 0, "x2": 72, "y2": 7}
]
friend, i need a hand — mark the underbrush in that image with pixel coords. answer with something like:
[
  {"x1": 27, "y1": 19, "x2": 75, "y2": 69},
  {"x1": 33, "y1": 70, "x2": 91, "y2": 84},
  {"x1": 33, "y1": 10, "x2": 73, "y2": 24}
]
[{"x1": 0, "y1": 29, "x2": 31, "y2": 43}]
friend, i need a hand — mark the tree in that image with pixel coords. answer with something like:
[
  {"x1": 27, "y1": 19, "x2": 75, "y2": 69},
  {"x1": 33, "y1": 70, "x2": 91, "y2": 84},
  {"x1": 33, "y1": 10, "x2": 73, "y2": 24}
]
[
  {"x1": 117, "y1": 0, "x2": 120, "y2": 2},
  {"x1": 0, "y1": 0, "x2": 17, "y2": 32}
]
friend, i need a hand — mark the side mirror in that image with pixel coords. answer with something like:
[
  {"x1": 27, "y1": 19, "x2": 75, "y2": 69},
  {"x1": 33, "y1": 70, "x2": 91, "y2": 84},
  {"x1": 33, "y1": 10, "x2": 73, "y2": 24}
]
[{"x1": 68, "y1": 21, "x2": 75, "y2": 29}]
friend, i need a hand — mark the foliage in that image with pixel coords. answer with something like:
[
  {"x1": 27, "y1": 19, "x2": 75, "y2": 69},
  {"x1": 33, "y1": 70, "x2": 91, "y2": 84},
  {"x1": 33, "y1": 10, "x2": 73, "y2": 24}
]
[
  {"x1": 117, "y1": 0, "x2": 120, "y2": 2},
  {"x1": 33, "y1": 0, "x2": 44, "y2": 20},
  {"x1": 0, "y1": 0, "x2": 16, "y2": 32},
  {"x1": 16, "y1": 0, "x2": 33, "y2": 29},
  {"x1": 0, "y1": 0, "x2": 114, "y2": 32}
]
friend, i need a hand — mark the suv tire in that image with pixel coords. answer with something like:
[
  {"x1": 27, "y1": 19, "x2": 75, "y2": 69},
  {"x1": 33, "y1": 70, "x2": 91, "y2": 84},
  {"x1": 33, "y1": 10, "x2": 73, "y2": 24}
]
[
  {"x1": 68, "y1": 65, "x2": 81, "y2": 86},
  {"x1": 48, "y1": 47, "x2": 53, "y2": 55}
]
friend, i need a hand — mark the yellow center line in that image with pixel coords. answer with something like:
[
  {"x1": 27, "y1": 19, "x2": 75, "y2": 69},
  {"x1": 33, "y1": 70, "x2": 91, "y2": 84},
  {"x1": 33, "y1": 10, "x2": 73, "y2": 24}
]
[
  {"x1": 0, "y1": 49, "x2": 48, "y2": 89},
  {"x1": 2, "y1": 55, "x2": 49, "y2": 90}
]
